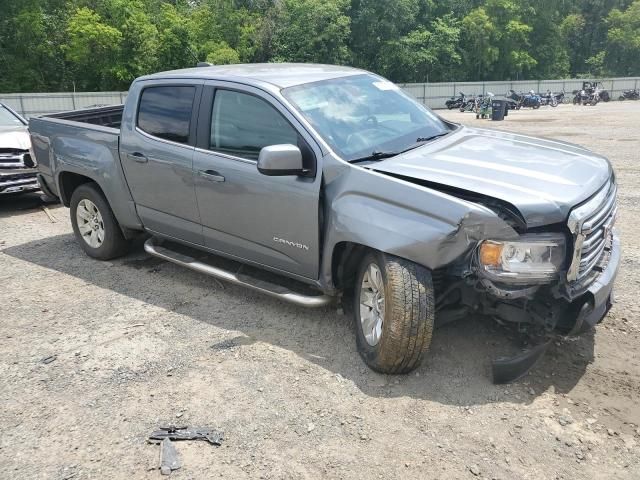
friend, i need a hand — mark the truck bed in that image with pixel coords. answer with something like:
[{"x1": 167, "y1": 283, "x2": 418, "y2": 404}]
[
  {"x1": 44, "y1": 105, "x2": 124, "y2": 129},
  {"x1": 29, "y1": 105, "x2": 138, "y2": 223}
]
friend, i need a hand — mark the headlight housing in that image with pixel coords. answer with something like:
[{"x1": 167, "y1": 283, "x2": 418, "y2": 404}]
[{"x1": 477, "y1": 234, "x2": 566, "y2": 284}]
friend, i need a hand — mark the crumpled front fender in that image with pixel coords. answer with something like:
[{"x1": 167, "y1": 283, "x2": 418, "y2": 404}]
[{"x1": 320, "y1": 165, "x2": 518, "y2": 291}]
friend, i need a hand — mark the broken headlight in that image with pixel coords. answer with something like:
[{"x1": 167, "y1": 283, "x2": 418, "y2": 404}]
[{"x1": 477, "y1": 234, "x2": 566, "y2": 284}]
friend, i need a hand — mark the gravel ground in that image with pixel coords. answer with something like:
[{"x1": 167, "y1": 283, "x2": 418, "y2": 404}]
[{"x1": 1, "y1": 102, "x2": 639, "y2": 480}]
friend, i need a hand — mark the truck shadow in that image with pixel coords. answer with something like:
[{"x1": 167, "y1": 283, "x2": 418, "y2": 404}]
[
  {"x1": 0, "y1": 192, "x2": 62, "y2": 219},
  {"x1": 3, "y1": 233, "x2": 594, "y2": 406}
]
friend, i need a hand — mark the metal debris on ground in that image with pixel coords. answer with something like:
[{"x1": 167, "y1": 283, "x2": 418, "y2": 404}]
[
  {"x1": 41, "y1": 206, "x2": 57, "y2": 223},
  {"x1": 159, "y1": 438, "x2": 181, "y2": 476},
  {"x1": 149, "y1": 425, "x2": 224, "y2": 446},
  {"x1": 41, "y1": 355, "x2": 57, "y2": 364}
]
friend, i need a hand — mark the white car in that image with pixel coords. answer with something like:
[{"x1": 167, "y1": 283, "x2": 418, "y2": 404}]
[{"x1": 0, "y1": 103, "x2": 39, "y2": 195}]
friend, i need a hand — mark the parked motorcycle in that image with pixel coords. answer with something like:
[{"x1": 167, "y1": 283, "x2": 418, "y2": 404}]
[
  {"x1": 507, "y1": 90, "x2": 541, "y2": 109},
  {"x1": 573, "y1": 87, "x2": 599, "y2": 106},
  {"x1": 596, "y1": 85, "x2": 611, "y2": 102},
  {"x1": 459, "y1": 94, "x2": 476, "y2": 112},
  {"x1": 619, "y1": 89, "x2": 639, "y2": 101},
  {"x1": 446, "y1": 92, "x2": 467, "y2": 110},
  {"x1": 574, "y1": 81, "x2": 606, "y2": 106},
  {"x1": 539, "y1": 90, "x2": 560, "y2": 107}
]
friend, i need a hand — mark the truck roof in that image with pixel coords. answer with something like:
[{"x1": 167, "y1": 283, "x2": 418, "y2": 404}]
[{"x1": 138, "y1": 63, "x2": 365, "y2": 89}]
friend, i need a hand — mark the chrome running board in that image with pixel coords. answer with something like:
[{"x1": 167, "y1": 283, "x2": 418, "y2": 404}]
[{"x1": 144, "y1": 237, "x2": 333, "y2": 308}]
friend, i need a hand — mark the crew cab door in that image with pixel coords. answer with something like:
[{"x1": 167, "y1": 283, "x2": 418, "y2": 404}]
[
  {"x1": 119, "y1": 80, "x2": 204, "y2": 244},
  {"x1": 192, "y1": 82, "x2": 322, "y2": 279}
]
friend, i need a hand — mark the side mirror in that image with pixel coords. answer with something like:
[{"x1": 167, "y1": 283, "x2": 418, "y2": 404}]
[{"x1": 257, "y1": 144, "x2": 305, "y2": 176}]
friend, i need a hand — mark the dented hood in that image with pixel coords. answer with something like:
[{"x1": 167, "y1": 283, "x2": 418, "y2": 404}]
[
  {"x1": 0, "y1": 125, "x2": 30, "y2": 151},
  {"x1": 372, "y1": 126, "x2": 612, "y2": 227}
]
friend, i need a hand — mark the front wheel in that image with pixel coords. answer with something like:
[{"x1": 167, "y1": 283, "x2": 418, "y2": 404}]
[
  {"x1": 70, "y1": 183, "x2": 130, "y2": 260},
  {"x1": 353, "y1": 252, "x2": 434, "y2": 374}
]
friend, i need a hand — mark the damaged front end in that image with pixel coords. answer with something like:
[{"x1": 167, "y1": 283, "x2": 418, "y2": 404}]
[
  {"x1": 435, "y1": 178, "x2": 620, "y2": 383},
  {"x1": 0, "y1": 148, "x2": 39, "y2": 194},
  {"x1": 0, "y1": 104, "x2": 39, "y2": 195}
]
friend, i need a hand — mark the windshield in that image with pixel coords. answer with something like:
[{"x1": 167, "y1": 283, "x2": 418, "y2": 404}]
[
  {"x1": 0, "y1": 106, "x2": 25, "y2": 127},
  {"x1": 282, "y1": 74, "x2": 450, "y2": 162}
]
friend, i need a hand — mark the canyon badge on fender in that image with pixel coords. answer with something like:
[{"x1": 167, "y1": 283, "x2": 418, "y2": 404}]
[{"x1": 273, "y1": 236, "x2": 309, "y2": 251}]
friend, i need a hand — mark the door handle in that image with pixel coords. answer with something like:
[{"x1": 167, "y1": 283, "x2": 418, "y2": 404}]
[
  {"x1": 127, "y1": 152, "x2": 148, "y2": 163},
  {"x1": 199, "y1": 170, "x2": 225, "y2": 182}
]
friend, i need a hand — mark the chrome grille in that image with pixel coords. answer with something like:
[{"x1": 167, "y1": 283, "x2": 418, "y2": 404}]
[
  {"x1": 0, "y1": 150, "x2": 30, "y2": 169},
  {"x1": 567, "y1": 180, "x2": 617, "y2": 283}
]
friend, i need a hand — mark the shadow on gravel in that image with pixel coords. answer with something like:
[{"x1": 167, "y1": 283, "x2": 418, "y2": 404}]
[
  {"x1": 4, "y1": 233, "x2": 594, "y2": 406},
  {"x1": 0, "y1": 192, "x2": 62, "y2": 219}
]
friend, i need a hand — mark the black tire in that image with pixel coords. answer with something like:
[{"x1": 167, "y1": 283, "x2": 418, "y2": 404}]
[
  {"x1": 353, "y1": 252, "x2": 434, "y2": 374},
  {"x1": 619, "y1": 96, "x2": 625, "y2": 101},
  {"x1": 70, "y1": 182, "x2": 130, "y2": 260}
]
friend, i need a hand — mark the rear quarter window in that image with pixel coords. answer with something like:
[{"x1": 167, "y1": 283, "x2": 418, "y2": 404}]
[{"x1": 137, "y1": 86, "x2": 195, "y2": 144}]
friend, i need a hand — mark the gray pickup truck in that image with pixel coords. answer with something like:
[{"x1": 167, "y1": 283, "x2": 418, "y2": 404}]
[{"x1": 31, "y1": 64, "x2": 619, "y2": 382}]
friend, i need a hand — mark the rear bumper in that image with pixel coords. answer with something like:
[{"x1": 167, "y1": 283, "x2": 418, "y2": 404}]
[{"x1": 0, "y1": 170, "x2": 39, "y2": 194}]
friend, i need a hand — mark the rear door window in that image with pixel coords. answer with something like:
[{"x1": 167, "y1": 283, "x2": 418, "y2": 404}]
[
  {"x1": 138, "y1": 86, "x2": 195, "y2": 144},
  {"x1": 210, "y1": 90, "x2": 298, "y2": 160}
]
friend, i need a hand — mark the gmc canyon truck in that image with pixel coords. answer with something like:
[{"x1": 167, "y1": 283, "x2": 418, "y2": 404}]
[{"x1": 30, "y1": 64, "x2": 620, "y2": 382}]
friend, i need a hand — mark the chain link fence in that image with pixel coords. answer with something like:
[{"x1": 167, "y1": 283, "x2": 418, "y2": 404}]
[{"x1": 1, "y1": 77, "x2": 640, "y2": 117}]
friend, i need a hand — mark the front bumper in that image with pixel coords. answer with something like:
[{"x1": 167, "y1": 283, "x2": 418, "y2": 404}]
[
  {"x1": 475, "y1": 229, "x2": 620, "y2": 336},
  {"x1": 0, "y1": 170, "x2": 39, "y2": 194},
  {"x1": 567, "y1": 230, "x2": 620, "y2": 335},
  {"x1": 486, "y1": 231, "x2": 619, "y2": 383}
]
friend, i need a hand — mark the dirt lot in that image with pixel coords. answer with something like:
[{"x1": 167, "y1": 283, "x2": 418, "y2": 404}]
[{"x1": 1, "y1": 102, "x2": 639, "y2": 480}]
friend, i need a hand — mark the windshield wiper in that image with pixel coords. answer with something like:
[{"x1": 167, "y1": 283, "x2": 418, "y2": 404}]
[
  {"x1": 349, "y1": 131, "x2": 451, "y2": 164},
  {"x1": 349, "y1": 151, "x2": 403, "y2": 164},
  {"x1": 411, "y1": 132, "x2": 451, "y2": 147}
]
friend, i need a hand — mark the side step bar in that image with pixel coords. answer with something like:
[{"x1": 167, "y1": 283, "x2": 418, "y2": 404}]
[{"x1": 144, "y1": 238, "x2": 333, "y2": 308}]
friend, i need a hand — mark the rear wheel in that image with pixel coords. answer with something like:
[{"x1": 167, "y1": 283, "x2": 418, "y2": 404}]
[
  {"x1": 353, "y1": 252, "x2": 434, "y2": 374},
  {"x1": 70, "y1": 183, "x2": 130, "y2": 260}
]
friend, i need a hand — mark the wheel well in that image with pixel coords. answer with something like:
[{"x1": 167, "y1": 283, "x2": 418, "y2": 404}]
[
  {"x1": 331, "y1": 241, "x2": 370, "y2": 291},
  {"x1": 58, "y1": 172, "x2": 98, "y2": 207}
]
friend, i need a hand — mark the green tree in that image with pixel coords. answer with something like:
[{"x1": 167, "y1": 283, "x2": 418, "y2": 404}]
[
  {"x1": 380, "y1": 15, "x2": 462, "y2": 82},
  {"x1": 350, "y1": 0, "x2": 420, "y2": 73},
  {"x1": 155, "y1": 3, "x2": 196, "y2": 71},
  {"x1": 461, "y1": 7, "x2": 499, "y2": 80},
  {"x1": 63, "y1": 7, "x2": 123, "y2": 90},
  {"x1": 1, "y1": 0, "x2": 640, "y2": 92},
  {"x1": 271, "y1": 0, "x2": 351, "y2": 64},
  {"x1": 106, "y1": 0, "x2": 159, "y2": 84},
  {"x1": 561, "y1": 13, "x2": 587, "y2": 76},
  {"x1": 602, "y1": 0, "x2": 640, "y2": 76}
]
